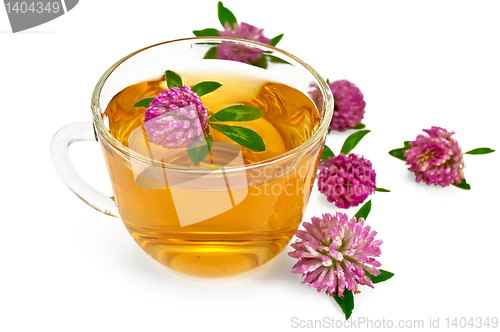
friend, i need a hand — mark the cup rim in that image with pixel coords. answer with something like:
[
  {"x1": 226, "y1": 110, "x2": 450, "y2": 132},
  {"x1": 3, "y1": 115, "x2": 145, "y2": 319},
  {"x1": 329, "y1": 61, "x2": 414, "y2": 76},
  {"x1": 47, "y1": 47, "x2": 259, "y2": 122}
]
[{"x1": 91, "y1": 37, "x2": 333, "y2": 173}]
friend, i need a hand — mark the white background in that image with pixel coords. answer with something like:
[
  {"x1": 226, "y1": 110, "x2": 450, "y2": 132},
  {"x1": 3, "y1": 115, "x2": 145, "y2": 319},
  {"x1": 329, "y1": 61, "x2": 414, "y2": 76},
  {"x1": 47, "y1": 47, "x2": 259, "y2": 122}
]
[{"x1": 1, "y1": 1, "x2": 499, "y2": 331}]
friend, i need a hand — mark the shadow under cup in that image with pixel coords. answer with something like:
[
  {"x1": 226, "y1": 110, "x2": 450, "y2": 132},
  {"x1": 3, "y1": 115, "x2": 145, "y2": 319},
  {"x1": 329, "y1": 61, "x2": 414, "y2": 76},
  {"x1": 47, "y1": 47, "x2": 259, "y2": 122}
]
[{"x1": 92, "y1": 38, "x2": 333, "y2": 278}]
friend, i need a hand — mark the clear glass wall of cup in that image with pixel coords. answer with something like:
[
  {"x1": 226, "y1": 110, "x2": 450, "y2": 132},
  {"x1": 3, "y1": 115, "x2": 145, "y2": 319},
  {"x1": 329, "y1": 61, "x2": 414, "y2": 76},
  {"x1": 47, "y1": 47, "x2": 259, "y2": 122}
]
[{"x1": 51, "y1": 37, "x2": 333, "y2": 278}]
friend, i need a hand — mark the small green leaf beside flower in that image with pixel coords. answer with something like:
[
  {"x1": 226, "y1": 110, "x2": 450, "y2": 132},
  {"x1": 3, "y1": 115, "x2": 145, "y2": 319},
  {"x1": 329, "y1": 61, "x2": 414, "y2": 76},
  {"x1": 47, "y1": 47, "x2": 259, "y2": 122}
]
[
  {"x1": 464, "y1": 147, "x2": 495, "y2": 155},
  {"x1": 209, "y1": 105, "x2": 263, "y2": 122},
  {"x1": 209, "y1": 123, "x2": 265, "y2": 152},
  {"x1": 340, "y1": 129, "x2": 370, "y2": 155},
  {"x1": 354, "y1": 199, "x2": 371, "y2": 221},
  {"x1": 133, "y1": 97, "x2": 154, "y2": 108},
  {"x1": 320, "y1": 144, "x2": 335, "y2": 163},
  {"x1": 217, "y1": 1, "x2": 237, "y2": 30},
  {"x1": 365, "y1": 270, "x2": 395, "y2": 284},
  {"x1": 191, "y1": 81, "x2": 222, "y2": 97}
]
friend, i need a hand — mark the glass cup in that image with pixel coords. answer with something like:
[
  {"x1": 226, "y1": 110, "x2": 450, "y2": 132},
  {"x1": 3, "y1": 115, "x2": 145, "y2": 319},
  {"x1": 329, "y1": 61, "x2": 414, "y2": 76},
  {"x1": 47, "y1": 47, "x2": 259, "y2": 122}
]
[{"x1": 51, "y1": 37, "x2": 333, "y2": 278}]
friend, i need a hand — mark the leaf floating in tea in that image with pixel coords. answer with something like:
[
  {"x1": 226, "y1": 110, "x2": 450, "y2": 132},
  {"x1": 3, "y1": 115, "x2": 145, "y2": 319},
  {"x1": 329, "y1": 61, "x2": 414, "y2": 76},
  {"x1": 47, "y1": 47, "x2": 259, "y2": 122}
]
[
  {"x1": 217, "y1": 1, "x2": 237, "y2": 29},
  {"x1": 193, "y1": 28, "x2": 220, "y2": 37},
  {"x1": 187, "y1": 136, "x2": 213, "y2": 165},
  {"x1": 133, "y1": 97, "x2": 154, "y2": 108},
  {"x1": 209, "y1": 123, "x2": 265, "y2": 152},
  {"x1": 165, "y1": 70, "x2": 183, "y2": 89},
  {"x1": 191, "y1": 81, "x2": 222, "y2": 97},
  {"x1": 340, "y1": 130, "x2": 370, "y2": 155},
  {"x1": 210, "y1": 105, "x2": 263, "y2": 122}
]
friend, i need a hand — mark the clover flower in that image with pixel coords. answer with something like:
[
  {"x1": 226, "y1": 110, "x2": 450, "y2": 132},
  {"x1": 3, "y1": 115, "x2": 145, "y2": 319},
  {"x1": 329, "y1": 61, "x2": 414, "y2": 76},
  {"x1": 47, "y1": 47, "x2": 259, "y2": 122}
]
[
  {"x1": 218, "y1": 22, "x2": 270, "y2": 64},
  {"x1": 328, "y1": 80, "x2": 366, "y2": 132},
  {"x1": 144, "y1": 86, "x2": 208, "y2": 149},
  {"x1": 405, "y1": 126, "x2": 464, "y2": 187},
  {"x1": 289, "y1": 212, "x2": 382, "y2": 297},
  {"x1": 318, "y1": 153, "x2": 376, "y2": 208}
]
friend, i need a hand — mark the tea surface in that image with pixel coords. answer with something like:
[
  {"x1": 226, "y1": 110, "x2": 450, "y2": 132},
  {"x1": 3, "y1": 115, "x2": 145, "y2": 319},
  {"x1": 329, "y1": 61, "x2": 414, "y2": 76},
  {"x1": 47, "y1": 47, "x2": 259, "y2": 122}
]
[{"x1": 105, "y1": 73, "x2": 320, "y2": 166}]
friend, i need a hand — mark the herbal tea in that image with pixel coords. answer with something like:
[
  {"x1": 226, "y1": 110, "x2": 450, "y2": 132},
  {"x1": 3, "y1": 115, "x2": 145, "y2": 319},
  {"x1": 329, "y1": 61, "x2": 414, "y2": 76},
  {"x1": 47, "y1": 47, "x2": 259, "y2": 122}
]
[{"x1": 102, "y1": 70, "x2": 322, "y2": 277}]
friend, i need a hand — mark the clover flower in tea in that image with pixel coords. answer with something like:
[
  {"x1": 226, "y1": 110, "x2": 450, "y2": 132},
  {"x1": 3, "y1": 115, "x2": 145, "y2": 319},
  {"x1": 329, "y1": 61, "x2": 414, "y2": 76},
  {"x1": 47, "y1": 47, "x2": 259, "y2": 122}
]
[
  {"x1": 134, "y1": 70, "x2": 266, "y2": 165},
  {"x1": 144, "y1": 86, "x2": 208, "y2": 149}
]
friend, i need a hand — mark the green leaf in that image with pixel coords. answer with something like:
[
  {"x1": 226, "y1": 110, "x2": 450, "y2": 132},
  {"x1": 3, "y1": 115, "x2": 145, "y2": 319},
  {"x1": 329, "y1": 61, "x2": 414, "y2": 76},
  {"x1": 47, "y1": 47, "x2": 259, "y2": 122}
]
[
  {"x1": 320, "y1": 144, "x2": 334, "y2": 162},
  {"x1": 366, "y1": 270, "x2": 394, "y2": 284},
  {"x1": 452, "y1": 178, "x2": 471, "y2": 190},
  {"x1": 388, "y1": 147, "x2": 409, "y2": 161},
  {"x1": 465, "y1": 147, "x2": 495, "y2": 155},
  {"x1": 195, "y1": 42, "x2": 221, "y2": 46},
  {"x1": 270, "y1": 33, "x2": 284, "y2": 46},
  {"x1": 165, "y1": 70, "x2": 182, "y2": 89},
  {"x1": 266, "y1": 54, "x2": 291, "y2": 64},
  {"x1": 187, "y1": 136, "x2": 213, "y2": 165},
  {"x1": 209, "y1": 123, "x2": 265, "y2": 151},
  {"x1": 333, "y1": 290, "x2": 354, "y2": 320},
  {"x1": 203, "y1": 47, "x2": 218, "y2": 59},
  {"x1": 210, "y1": 105, "x2": 263, "y2": 122},
  {"x1": 340, "y1": 130, "x2": 370, "y2": 155},
  {"x1": 217, "y1": 1, "x2": 237, "y2": 29},
  {"x1": 404, "y1": 141, "x2": 412, "y2": 148},
  {"x1": 193, "y1": 28, "x2": 220, "y2": 37},
  {"x1": 252, "y1": 55, "x2": 269, "y2": 69},
  {"x1": 326, "y1": 78, "x2": 330, "y2": 84},
  {"x1": 352, "y1": 123, "x2": 366, "y2": 129},
  {"x1": 375, "y1": 188, "x2": 391, "y2": 192},
  {"x1": 133, "y1": 97, "x2": 154, "y2": 108},
  {"x1": 191, "y1": 81, "x2": 222, "y2": 97},
  {"x1": 354, "y1": 199, "x2": 371, "y2": 221}
]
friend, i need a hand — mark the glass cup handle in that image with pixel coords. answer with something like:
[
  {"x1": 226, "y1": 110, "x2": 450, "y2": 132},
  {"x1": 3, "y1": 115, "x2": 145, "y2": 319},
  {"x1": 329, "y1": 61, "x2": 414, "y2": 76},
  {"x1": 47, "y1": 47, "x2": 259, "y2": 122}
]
[{"x1": 50, "y1": 121, "x2": 119, "y2": 217}]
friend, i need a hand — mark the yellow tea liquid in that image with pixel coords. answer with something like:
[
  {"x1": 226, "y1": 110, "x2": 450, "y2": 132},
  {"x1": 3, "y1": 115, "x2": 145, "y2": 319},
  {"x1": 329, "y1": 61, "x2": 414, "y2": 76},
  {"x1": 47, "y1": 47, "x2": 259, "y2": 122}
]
[{"x1": 102, "y1": 71, "x2": 322, "y2": 277}]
